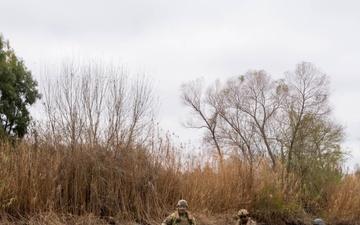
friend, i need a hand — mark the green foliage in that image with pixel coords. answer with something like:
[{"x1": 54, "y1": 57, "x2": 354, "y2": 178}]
[
  {"x1": 285, "y1": 113, "x2": 345, "y2": 211},
  {"x1": 0, "y1": 34, "x2": 41, "y2": 139},
  {"x1": 252, "y1": 183, "x2": 285, "y2": 212}
]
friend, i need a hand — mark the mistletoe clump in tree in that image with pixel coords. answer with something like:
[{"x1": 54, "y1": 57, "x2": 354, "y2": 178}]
[{"x1": 0, "y1": 34, "x2": 41, "y2": 139}]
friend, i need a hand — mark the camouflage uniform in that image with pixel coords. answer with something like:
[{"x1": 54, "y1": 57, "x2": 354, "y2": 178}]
[
  {"x1": 235, "y1": 209, "x2": 256, "y2": 225},
  {"x1": 161, "y1": 200, "x2": 196, "y2": 225},
  {"x1": 235, "y1": 218, "x2": 256, "y2": 225},
  {"x1": 161, "y1": 211, "x2": 196, "y2": 225}
]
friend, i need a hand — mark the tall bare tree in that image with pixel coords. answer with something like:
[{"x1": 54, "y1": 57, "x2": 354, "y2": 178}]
[
  {"x1": 41, "y1": 60, "x2": 85, "y2": 149},
  {"x1": 274, "y1": 62, "x2": 346, "y2": 206},
  {"x1": 281, "y1": 62, "x2": 341, "y2": 174},
  {"x1": 39, "y1": 57, "x2": 158, "y2": 151},
  {"x1": 80, "y1": 60, "x2": 108, "y2": 147},
  {"x1": 211, "y1": 70, "x2": 286, "y2": 170},
  {"x1": 181, "y1": 62, "x2": 345, "y2": 181},
  {"x1": 180, "y1": 78, "x2": 224, "y2": 168}
]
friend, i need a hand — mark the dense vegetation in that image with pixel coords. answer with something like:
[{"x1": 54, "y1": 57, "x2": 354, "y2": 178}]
[
  {"x1": 0, "y1": 137, "x2": 359, "y2": 225},
  {"x1": 0, "y1": 34, "x2": 359, "y2": 224}
]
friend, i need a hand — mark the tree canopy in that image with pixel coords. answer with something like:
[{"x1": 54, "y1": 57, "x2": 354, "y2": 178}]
[{"x1": 0, "y1": 34, "x2": 41, "y2": 139}]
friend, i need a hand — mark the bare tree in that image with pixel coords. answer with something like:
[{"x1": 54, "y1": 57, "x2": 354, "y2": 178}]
[
  {"x1": 180, "y1": 78, "x2": 224, "y2": 168},
  {"x1": 125, "y1": 73, "x2": 158, "y2": 149},
  {"x1": 80, "y1": 59, "x2": 108, "y2": 147},
  {"x1": 180, "y1": 62, "x2": 346, "y2": 201},
  {"x1": 105, "y1": 66, "x2": 129, "y2": 149},
  {"x1": 40, "y1": 59, "x2": 85, "y2": 150},
  {"x1": 180, "y1": 72, "x2": 287, "y2": 171},
  {"x1": 214, "y1": 70, "x2": 286, "y2": 170},
  {"x1": 282, "y1": 62, "x2": 335, "y2": 174},
  {"x1": 273, "y1": 62, "x2": 347, "y2": 205},
  {"x1": 39, "y1": 57, "x2": 159, "y2": 151}
]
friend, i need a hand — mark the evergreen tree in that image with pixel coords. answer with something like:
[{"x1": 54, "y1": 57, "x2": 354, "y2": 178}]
[{"x1": 0, "y1": 34, "x2": 41, "y2": 139}]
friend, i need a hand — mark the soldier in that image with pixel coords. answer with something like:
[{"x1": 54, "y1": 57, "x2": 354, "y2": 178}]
[
  {"x1": 313, "y1": 218, "x2": 325, "y2": 225},
  {"x1": 161, "y1": 199, "x2": 196, "y2": 225},
  {"x1": 235, "y1": 209, "x2": 256, "y2": 225}
]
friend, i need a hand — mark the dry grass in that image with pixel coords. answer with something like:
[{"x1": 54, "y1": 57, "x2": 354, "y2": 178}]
[
  {"x1": 0, "y1": 139, "x2": 359, "y2": 225},
  {"x1": 326, "y1": 174, "x2": 360, "y2": 224}
]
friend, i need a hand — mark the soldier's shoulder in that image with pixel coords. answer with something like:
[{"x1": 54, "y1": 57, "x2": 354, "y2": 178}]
[
  {"x1": 167, "y1": 211, "x2": 177, "y2": 217},
  {"x1": 187, "y1": 212, "x2": 195, "y2": 219}
]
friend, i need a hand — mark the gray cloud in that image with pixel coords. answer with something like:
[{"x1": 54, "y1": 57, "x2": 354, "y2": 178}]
[{"x1": 1, "y1": 0, "x2": 360, "y2": 168}]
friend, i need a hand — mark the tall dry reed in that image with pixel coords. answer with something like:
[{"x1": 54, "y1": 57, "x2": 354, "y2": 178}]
[{"x1": 0, "y1": 139, "x2": 359, "y2": 224}]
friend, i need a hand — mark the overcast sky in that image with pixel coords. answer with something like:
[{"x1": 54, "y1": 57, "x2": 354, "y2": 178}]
[{"x1": 1, "y1": 0, "x2": 359, "y2": 169}]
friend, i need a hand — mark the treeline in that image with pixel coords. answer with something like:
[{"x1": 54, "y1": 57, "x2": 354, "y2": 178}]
[{"x1": 0, "y1": 34, "x2": 360, "y2": 224}]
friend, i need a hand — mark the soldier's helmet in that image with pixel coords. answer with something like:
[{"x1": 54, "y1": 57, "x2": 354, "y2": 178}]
[
  {"x1": 313, "y1": 218, "x2": 324, "y2": 225},
  {"x1": 237, "y1": 209, "x2": 249, "y2": 216},
  {"x1": 176, "y1": 199, "x2": 188, "y2": 208}
]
